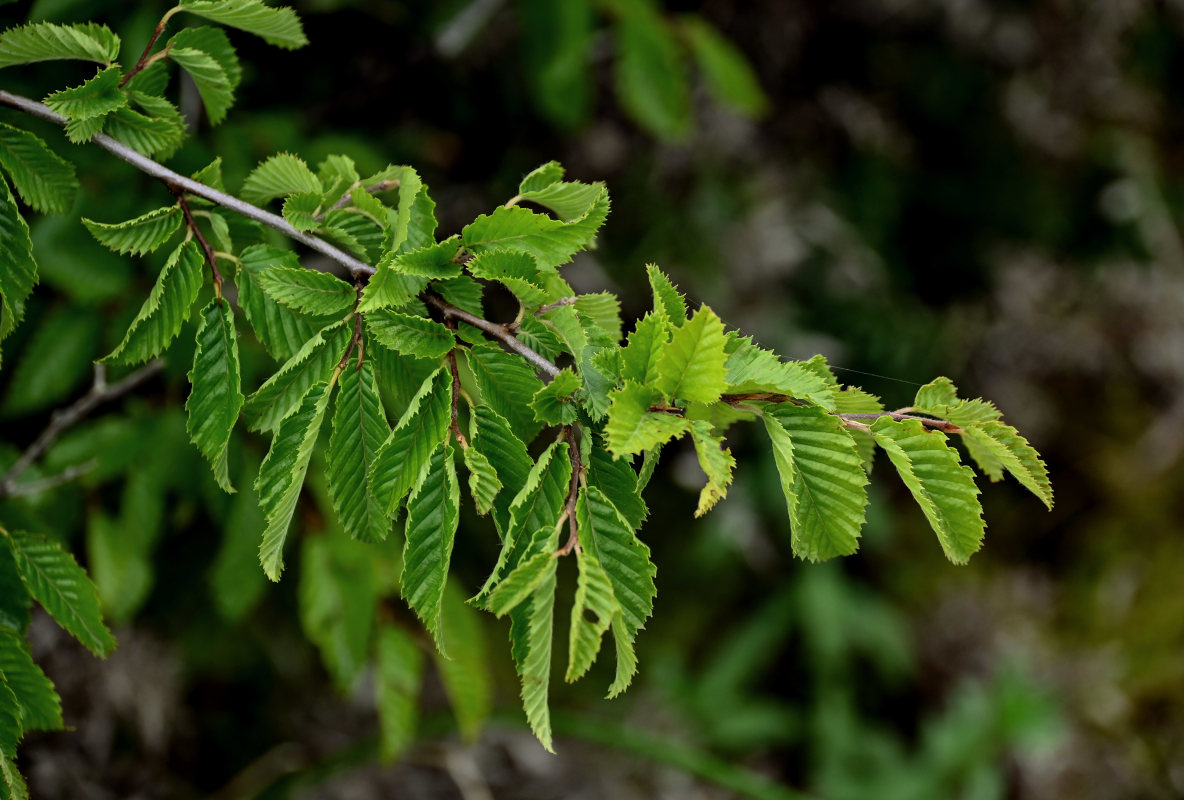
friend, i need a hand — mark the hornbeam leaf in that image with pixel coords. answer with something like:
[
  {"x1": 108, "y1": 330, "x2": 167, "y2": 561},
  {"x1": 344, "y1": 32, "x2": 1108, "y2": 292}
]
[
  {"x1": 620, "y1": 312, "x2": 667, "y2": 384},
  {"x1": 43, "y1": 65, "x2": 125, "y2": 121},
  {"x1": 356, "y1": 249, "x2": 429, "y2": 313},
  {"x1": 470, "y1": 404, "x2": 533, "y2": 539},
  {"x1": 0, "y1": 743, "x2": 28, "y2": 800},
  {"x1": 298, "y1": 533, "x2": 375, "y2": 690},
  {"x1": 63, "y1": 114, "x2": 106, "y2": 145},
  {"x1": 507, "y1": 554, "x2": 558, "y2": 752},
  {"x1": 467, "y1": 249, "x2": 548, "y2": 307},
  {"x1": 243, "y1": 322, "x2": 350, "y2": 432},
  {"x1": 256, "y1": 266, "x2": 355, "y2": 316},
  {"x1": 255, "y1": 381, "x2": 332, "y2": 580},
  {"x1": 486, "y1": 540, "x2": 557, "y2": 617},
  {"x1": 529, "y1": 367, "x2": 581, "y2": 426},
  {"x1": 370, "y1": 367, "x2": 450, "y2": 515},
  {"x1": 462, "y1": 446, "x2": 502, "y2": 516},
  {"x1": 689, "y1": 420, "x2": 735, "y2": 517},
  {"x1": 236, "y1": 244, "x2": 326, "y2": 360},
  {"x1": 871, "y1": 418, "x2": 986, "y2": 564},
  {"x1": 366, "y1": 335, "x2": 437, "y2": 410},
  {"x1": 240, "y1": 153, "x2": 320, "y2": 205},
  {"x1": 365, "y1": 310, "x2": 455, "y2": 360},
  {"x1": 654, "y1": 304, "x2": 728, "y2": 404},
  {"x1": 0, "y1": 123, "x2": 77, "y2": 214},
  {"x1": 960, "y1": 420, "x2": 1054, "y2": 509},
  {"x1": 461, "y1": 187, "x2": 609, "y2": 269},
  {"x1": 186, "y1": 301, "x2": 244, "y2": 493},
  {"x1": 645, "y1": 264, "x2": 686, "y2": 326},
  {"x1": 433, "y1": 584, "x2": 492, "y2": 742},
  {"x1": 101, "y1": 240, "x2": 203, "y2": 366},
  {"x1": 281, "y1": 191, "x2": 321, "y2": 232},
  {"x1": 467, "y1": 344, "x2": 545, "y2": 443},
  {"x1": 914, "y1": 377, "x2": 957, "y2": 410},
  {"x1": 177, "y1": 0, "x2": 308, "y2": 50},
  {"x1": 0, "y1": 630, "x2": 61, "y2": 732},
  {"x1": 607, "y1": 614, "x2": 639, "y2": 698},
  {"x1": 604, "y1": 381, "x2": 692, "y2": 458},
  {"x1": 387, "y1": 235, "x2": 461, "y2": 279},
  {"x1": 0, "y1": 22, "x2": 120, "y2": 68},
  {"x1": 724, "y1": 335, "x2": 833, "y2": 405},
  {"x1": 763, "y1": 404, "x2": 869, "y2": 561},
  {"x1": 574, "y1": 292, "x2": 622, "y2": 344},
  {"x1": 566, "y1": 534, "x2": 615, "y2": 683},
  {"x1": 3, "y1": 529, "x2": 115, "y2": 656},
  {"x1": 615, "y1": 13, "x2": 692, "y2": 140},
  {"x1": 0, "y1": 177, "x2": 38, "y2": 347},
  {"x1": 104, "y1": 105, "x2": 185, "y2": 158},
  {"x1": 518, "y1": 161, "x2": 564, "y2": 193},
  {"x1": 681, "y1": 16, "x2": 770, "y2": 117},
  {"x1": 401, "y1": 443, "x2": 460, "y2": 653},
  {"x1": 82, "y1": 206, "x2": 181, "y2": 256},
  {"x1": 327, "y1": 362, "x2": 391, "y2": 542},
  {"x1": 360, "y1": 164, "x2": 423, "y2": 251},
  {"x1": 912, "y1": 377, "x2": 1002, "y2": 428},
  {"x1": 0, "y1": 679, "x2": 17, "y2": 761},
  {"x1": 374, "y1": 623, "x2": 424, "y2": 762},
  {"x1": 168, "y1": 47, "x2": 234, "y2": 124},
  {"x1": 585, "y1": 440, "x2": 647, "y2": 530},
  {"x1": 519, "y1": 180, "x2": 607, "y2": 222},
  {"x1": 168, "y1": 27, "x2": 242, "y2": 89}
]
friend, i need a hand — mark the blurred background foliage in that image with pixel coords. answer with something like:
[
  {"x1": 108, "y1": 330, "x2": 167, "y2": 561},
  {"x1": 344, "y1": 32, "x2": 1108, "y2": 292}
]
[{"x1": 1, "y1": 0, "x2": 1181, "y2": 797}]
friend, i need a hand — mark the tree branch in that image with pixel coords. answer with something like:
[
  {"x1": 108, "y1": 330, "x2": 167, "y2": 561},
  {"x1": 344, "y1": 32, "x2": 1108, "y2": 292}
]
[
  {"x1": 423, "y1": 293, "x2": 561, "y2": 380},
  {"x1": 719, "y1": 393, "x2": 964, "y2": 433},
  {"x1": 0, "y1": 360, "x2": 165, "y2": 499}
]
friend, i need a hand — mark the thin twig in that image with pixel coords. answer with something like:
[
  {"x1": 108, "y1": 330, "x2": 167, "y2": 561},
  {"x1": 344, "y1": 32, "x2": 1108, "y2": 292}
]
[
  {"x1": 718, "y1": 392, "x2": 964, "y2": 433},
  {"x1": 313, "y1": 179, "x2": 400, "y2": 222},
  {"x1": 0, "y1": 360, "x2": 165, "y2": 498},
  {"x1": 557, "y1": 426, "x2": 581, "y2": 556},
  {"x1": 423, "y1": 293, "x2": 560, "y2": 379},
  {"x1": 172, "y1": 186, "x2": 223, "y2": 300},
  {"x1": 2, "y1": 461, "x2": 99, "y2": 498},
  {"x1": 447, "y1": 349, "x2": 468, "y2": 449},
  {"x1": 838, "y1": 412, "x2": 963, "y2": 434},
  {"x1": 118, "y1": 8, "x2": 179, "y2": 88},
  {"x1": 534, "y1": 297, "x2": 577, "y2": 317}
]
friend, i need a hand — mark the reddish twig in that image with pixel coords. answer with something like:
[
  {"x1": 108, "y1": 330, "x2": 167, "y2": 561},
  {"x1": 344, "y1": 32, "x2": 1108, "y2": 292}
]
[
  {"x1": 447, "y1": 349, "x2": 468, "y2": 449},
  {"x1": 423, "y1": 292, "x2": 560, "y2": 379},
  {"x1": 172, "y1": 186, "x2": 223, "y2": 301},
  {"x1": 118, "y1": 13, "x2": 174, "y2": 88},
  {"x1": 557, "y1": 426, "x2": 582, "y2": 556}
]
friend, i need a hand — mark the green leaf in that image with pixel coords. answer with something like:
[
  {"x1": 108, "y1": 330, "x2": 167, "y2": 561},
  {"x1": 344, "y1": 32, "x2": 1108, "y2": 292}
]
[
  {"x1": 519, "y1": 179, "x2": 607, "y2": 222},
  {"x1": 401, "y1": 443, "x2": 460, "y2": 653},
  {"x1": 356, "y1": 251, "x2": 429, "y2": 313},
  {"x1": 485, "y1": 542, "x2": 557, "y2": 617},
  {"x1": 518, "y1": 161, "x2": 565, "y2": 194},
  {"x1": 466, "y1": 249, "x2": 548, "y2": 307},
  {"x1": 762, "y1": 404, "x2": 869, "y2": 561},
  {"x1": 210, "y1": 460, "x2": 267, "y2": 622},
  {"x1": 298, "y1": 532, "x2": 376, "y2": 691},
  {"x1": 871, "y1": 418, "x2": 986, "y2": 564},
  {"x1": 236, "y1": 244, "x2": 325, "y2": 361},
  {"x1": 256, "y1": 266, "x2": 355, "y2": 316},
  {"x1": 604, "y1": 381, "x2": 692, "y2": 458},
  {"x1": 680, "y1": 17, "x2": 769, "y2": 117},
  {"x1": 86, "y1": 512, "x2": 152, "y2": 626},
  {"x1": 327, "y1": 362, "x2": 391, "y2": 542},
  {"x1": 243, "y1": 322, "x2": 350, "y2": 432},
  {"x1": 0, "y1": 177, "x2": 38, "y2": 350},
  {"x1": 43, "y1": 65, "x2": 125, "y2": 121},
  {"x1": 0, "y1": 22, "x2": 120, "y2": 68},
  {"x1": 723, "y1": 335, "x2": 833, "y2": 404},
  {"x1": 386, "y1": 235, "x2": 461, "y2": 279},
  {"x1": 507, "y1": 553, "x2": 559, "y2": 752},
  {"x1": 365, "y1": 165, "x2": 424, "y2": 252},
  {"x1": 168, "y1": 26, "x2": 242, "y2": 89},
  {"x1": 0, "y1": 549, "x2": 30, "y2": 638},
  {"x1": 82, "y1": 206, "x2": 181, "y2": 256},
  {"x1": 530, "y1": 367, "x2": 581, "y2": 426},
  {"x1": 370, "y1": 367, "x2": 450, "y2": 515},
  {"x1": 104, "y1": 105, "x2": 185, "y2": 158},
  {"x1": 0, "y1": 743, "x2": 28, "y2": 800},
  {"x1": 462, "y1": 446, "x2": 502, "y2": 516},
  {"x1": 101, "y1": 240, "x2": 204, "y2": 365},
  {"x1": 960, "y1": 420, "x2": 1053, "y2": 509},
  {"x1": 466, "y1": 344, "x2": 546, "y2": 443},
  {"x1": 63, "y1": 114, "x2": 106, "y2": 145},
  {"x1": 913, "y1": 376, "x2": 957, "y2": 410},
  {"x1": 0, "y1": 630, "x2": 61, "y2": 732},
  {"x1": 584, "y1": 441, "x2": 647, "y2": 530},
  {"x1": 574, "y1": 292, "x2": 623, "y2": 344},
  {"x1": 615, "y1": 13, "x2": 691, "y2": 140},
  {"x1": 374, "y1": 624, "x2": 423, "y2": 761},
  {"x1": 461, "y1": 188, "x2": 610, "y2": 269},
  {"x1": 911, "y1": 377, "x2": 1003, "y2": 428},
  {"x1": 519, "y1": 0, "x2": 594, "y2": 128},
  {"x1": 186, "y1": 301, "x2": 244, "y2": 493},
  {"x1": 689, "y1": 420, "x2": 735, "y2": 517},
  {"x1": 0, "y1": 680, "x2": 20, "y2": 771},
  {"x1": 470, "y1": 404, "x2": 533, "y2": 539},
  {"x1": 168, "y1": 47, "x2": 234, "y2": 124},
  {"x1": 255, "y1": 381, "x2": 332, "y2": 581},
  {"x1": 0, "y1": 123, "x2": 77, "y2": 214},
  {"x1": 435, "y1": 276, "x2": 485, "y2": 318},
  {"x1": 566, "y1": 533, "x2": 615, "y2": 684},
  {"x1": 280, "y1": 190, "x2": 321, "y2": 231},
  {"x1": 620, "y1": 312, "x2": 667, "y2": 384},
  {"x1": 178, "y1": 0, "x2": 308, "y2": 49},
  {"x1": 654, "y1": 304, "x2": 729, "y2": 404},
  {"x1": 240, "y1": 153, "x2": 320, "y2": 205},
  {"x1": 433, "y1": 584, "x2": 492, "y2": 741},
  {"x1": 646, "y1": 264, "x2": 687, "y2": 326},
  {"x1": 367, "y1": 335, "x2": 437, "y2": 411},
  {"x1": 3, "y1": 529, "x2": 115, "y2": 656},
  {"x1": 365, "y1": 310, "x2": 455, "y2": 360}
]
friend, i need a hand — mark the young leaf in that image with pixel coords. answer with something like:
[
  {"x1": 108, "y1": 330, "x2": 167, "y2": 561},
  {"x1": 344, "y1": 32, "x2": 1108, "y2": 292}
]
[
  {"x1": 518, "y1": 161, "x2": 565, "y2": 194},
  {"x1": 519, "y1": 180, "x2": 606, "y2": 222},
  {"x1": 462, "y1": 446, "x2": 502, "y2": 516},
  {"x1": 646, "y1": 264, "x2": 687, "y2": 326},
  {"x1": 724, "y1": 335, "x2": 833, "y2": 404},
  {"x1": 401, "y1": 443, "x2": 460, "y2": 653},
  {"x1": 243, "y1": 322, "x2": 350, "y2": 432},
  {"x1": 374, "y1": 624, "x2": 424, "y2": 761},
  {"x1": 365, "y1": 311, "x2": 455, "y2": 360},
  {"x1": 0, "y1": 123, "x2": 77, "y2": 214},
  {"x1": 604, "y1": 381, "x2": 692, "y2": 458},
  {"x1": 186, "y1": 301, "x2": 244, "y2": 493},
  {"x1": 236, "y1": 244, "x2": 325, "y2": 361},
  {"x1": 762, "y1": 404, "x2": 869, "y2": 561},
  {"x1": 255, "y1": 380, "x2": 332, "y2": 581},
  {"x1": 386, "y1": 235, "x2": 462, "y2": 279},
  {"x1": 530, "y1": 368, "x2": 581, "y2": 426},
  {"x1": 240, "y1": 153, "x2": 320, "y2": 205},
  {"x1": 0, "y1": 630, "x2": 61, "y2": 732},
  {"x1": 177, "y1": 0, "x2": 309, "y2": 50},
  {"x1": 620, "y1": 312, "x2": 667, "y2": 384},
  {"x1": 82, "y1": 206, "x2": 181, "y2": 256},
  {"x1": 0, "y1": 22, "x2": 120, "y2": 69},
  {"x1": 2, "y1": 529, "x2": 115, "y2": 657},
  {"x1": 327, "y1": 362, "x2": 391, "y2": 542},
  {"x1": 0, "y1": 177, "x2": 38, "y2": 347},
  {"x1": 466, "y1": 249, "x2": 548, "y2": 307},
  {"x1": 566, "y1": 533, "x2": 616, "y2": 683},
  {"x1": 654, "y1": 304, "x2": 729, "y2": 404},
  {"x1": 370, "y1": 367, "x2": 450, "y2": 515},
  {"x1": 168, "y1": 47, "x2": 235, "y2": 124},
  {"x1": 101, "y1": 240, "x2": 204, "y2": 366},
  {"x1": 43, "y1": 65, "x2": 125, "y2": 120},
  {"x1": 960, "y1": 420, "x2": 1053, "y2": 509},
  {"x1": 470, "y1": 404, "x2": 533, "y2": 538},
  {"x1": 871, "y1": 418, "x2": 986, "y2": 564},
  {"x1": 689, "y1": 420, "x2": 735, "y2": 517},
  {"x1": 574, "y1": 292, "x2": 623, "y2": 344},
  {"x1": 0, "y1": 681, "x2": 21, "y2": 773},
  {"x1": 680, "y1": 17, "x2": 769, "y2": 117},
  {"x1": 466, "y1": 344, "x2": 546, "y2": 443},
  {"x1": 461, "y1": 188, "x2": 609, "y2": 269},
  {"x1": 356, "y1": 250, "x2": 429, "y2": 313},
  {"x1": 256, "y1": 266, "x2": 355, "y2": 316},
  {"x1": 63, "y1": 114, "x2": 106, "y2": 145},
  {"x1": 281, "y1": 191, "x2": 321, "y2": 231},
  {"x1": 615, "y1": 13, "x2": 692, "y2": 140},
  {"x1": 104, "y1": 105, "x2": 185, "y2": 158}
]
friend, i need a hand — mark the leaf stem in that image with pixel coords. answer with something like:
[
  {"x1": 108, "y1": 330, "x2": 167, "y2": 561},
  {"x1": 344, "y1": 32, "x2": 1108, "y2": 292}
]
[
  {"x1": 446, "y1": 349, "x2": 468, "y2": 449},
  {"x1": 557, "y1": 426, "x2": 581, "y2": 556},
  {"x1": 172, "y1": 185, "x2": 223, "y2": 301},
  {"x1": 422, "y1": 292, "x2": 560, "y2": 380},
  {"x1": 118, "y1": 11, "x2": 175, "y2": 88}
]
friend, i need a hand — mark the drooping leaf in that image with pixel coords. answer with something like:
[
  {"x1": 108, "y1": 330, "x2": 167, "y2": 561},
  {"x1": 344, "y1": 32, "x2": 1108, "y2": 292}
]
[
  {"x1": 386, "y1": 235, "x2": 461, "y2": 279},
  {"x1": 327, "y1": 362, "x2": 391, "y2": 542},
  {"x1": 243, "y1": 322, "x2": 350, "y2": 432},
  {"x1": 529, "y1": 367, "x2": 581, "y2": 426},
  {"x1": 0, "y1": 123, "x2": 77, "y2": 214},
  {"x1": 573, "y1": 292, "x2": 622, "y2": 344},
  {"x1": 485, "y1": 541, "x2": 557, "y2": 618},
  {"x1": 654, "y1": 304, "x2": 729, "y2": 404},
  {"x1": 101, "y1": 240, "x2": 203, "y2": 365},
  {"x1": 960, "y1": 420, "x2": 1053, "y2": 509},
  {"x1": 168, "y1": 26, "x2": 242, "y2": 89},
  {"x1": 604, "y1": 381, "x2": 692, "y2": 458},
  {"x1": 461, "y1": 188, "x2": 609, "y2": 269},
  {"x1": 584, "y1": 440, "x2": 647, "y2": 530},
  {"x1": 256, "y1": 266, "x2": 355, "y2": 316},
  {"x1": 0, "y1": 681, "x2": 21, "y2": 776},
  {"x1": 177, "y1": 0, "x2": 309, "y2": 50},
  {"x1": 645, "y1": 264, "x2": 687, "y2": 326},
  {"x1": 168, "y1": 46, "x2": 235, "y2": 124},
  {"x1": 519, "y1": 179, "x2": 606, "y2": 222},
  {"x1": 365, "y1": 310, "x2": 455, "y2": 360},
  {"x1": 466, "y1": 249, "x2": 548, "y2": 307},
  {"x1": 470, "y1": 404, "x2": 533, "y2": 538},
  {"x1": 0, "y1": 629, "x2": 61, "y2": 732},
  {"x1": 401, "y1": 443, "x2": 460, "y2": 653},
  {"x1": 519, "y1": 0, "x2": 594, "y2": 128},
  {"x1": 433, "y1": 583, "x2": 492, "y2": 741},
  {"x1": 688, "y1": 420, "x2": 735, "y2": 517},
  {"x1": 236, "y1": 244, "x2": 325, "y2": 361},
  {"x1": 762, "y1": 404, "x2": 869, "y2": 561},
  {"x1": 255, "y1": 381, "x2": 332, "y2": 581},
  {"x1": 356, "y1": 250, "x2": 429, "y2": 313},
  {"x1": 374, "y1": 623, "x2": 424, "y2": 761},
  {"x1": 298, "y1": 532, "x2": 376, "y2": 691},
  {"x1": 0, "y1": 177, "x2": 38, "y2": 348},
  {"x1": 186, "y1": 301, "x2": 244, "y2": 492},
  {"x1": 82, "y1": 206, "x2": 181, "y2": 256},
  {"x1": 871, "y1": 418, "x2": 986, "y2": 564},
  {"x1": 2, "y1": 529, "x2": 115, "y2": 656},
  {"x1": 566, "y1": 532, "x2": 615, "y2": 684},
  {"x1": 462, "y1": 446, "x2": 502, "y2": 516},
  {"x1": 240, "y1": 152, "x2": 320, "y2": 205},
  {"x1": 614, "y1": 12, "x2": 691, "y2": 140},
  {"x1": 680, "y1": 16, "x2": 769, "y2": 117},
  {"x1": 0, "y1": 22, "x2": 120, "y2": 69},
  {"x1": 466, "y1": 344, "x2": 546, "y2": 443},
  {"x1": 370, "y1": 367, "x2": 450, "y2": 515},
  {"x1": 507, "y1": 554, "x2": 558, "y2": 752},
  {"x1": 209, "y1": 459, "x2": 267, "y2": 622}
]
